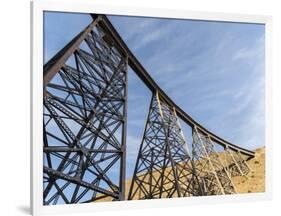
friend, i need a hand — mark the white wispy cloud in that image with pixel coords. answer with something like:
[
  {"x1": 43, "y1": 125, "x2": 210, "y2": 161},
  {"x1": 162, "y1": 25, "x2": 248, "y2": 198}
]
[
  {"x1": 132, "y1": 23, "x2": 175, "y2": 51},
  {"x1": 232, "y1": 47, "x2": 258, "y2": 61},
  {"x1": 126, "y1": 135, "x2": 141, "y2": 159},
  {"x1": 110, "y1": 17, "x2": 158, "y2": 42},
  {"x1": 112, "y1": 16, "x2": 265, "y2": 157},
  {"x1": 232, "y1": 35, "x2": 265, "y2": 61}
]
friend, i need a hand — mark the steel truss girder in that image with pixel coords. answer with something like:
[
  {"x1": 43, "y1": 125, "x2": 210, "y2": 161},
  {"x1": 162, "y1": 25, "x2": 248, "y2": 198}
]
[
  {"x1": 93, "y1": 14, "x2": 255, "y2": 158},
  {"x1": 128, "y1": 92, "x2": 203, "y2": 200},
  {"x1": 43, "y1": 17, "x2": 128, "y2": 205}
]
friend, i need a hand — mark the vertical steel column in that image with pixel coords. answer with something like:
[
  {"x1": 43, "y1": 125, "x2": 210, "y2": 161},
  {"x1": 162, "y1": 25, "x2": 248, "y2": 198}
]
[{"x1": 119, "y1": 55, "x2": 129, "y2": 201}]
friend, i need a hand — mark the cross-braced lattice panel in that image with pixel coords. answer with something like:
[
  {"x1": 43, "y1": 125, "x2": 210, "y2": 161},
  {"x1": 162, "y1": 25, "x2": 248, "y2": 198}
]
[
  {"x1": 191, "y1": 128, "x2": 236, "y2": 195},
  {"x1": 128, "y1": 94, "x2": 200, "y2": 200},
  {"x1": 224, "y1": 148, "x2": 251, "y2": 178},
  {"x1": 159, "y1": 98, "x2": 202, "y2": 197},
  {"x1": 223, "y1": 148, "x2": 244, "y2": 177},
  {"x1": 236, "y1": 151, "x2": 251, "y2": 175},
  {"x1": 43, "y1": 23, "x2": 127, "y2": 205}
]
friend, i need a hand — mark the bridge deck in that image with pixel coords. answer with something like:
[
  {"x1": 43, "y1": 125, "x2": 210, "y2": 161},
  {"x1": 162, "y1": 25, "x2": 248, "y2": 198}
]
[{"x1": 95, "y1": 14, "x2": 255, "y2": 158}]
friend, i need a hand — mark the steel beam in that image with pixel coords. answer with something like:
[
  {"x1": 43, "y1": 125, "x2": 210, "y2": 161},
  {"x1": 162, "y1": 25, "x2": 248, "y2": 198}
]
[
  {"x1": 43, "y1": 17, "x2": 127, "y2": 204},
  {"x1": 92, "y1": 14, "x2": 255, "y2": 158},
  {"x1": 43, "y1": 16, "x2": 101, "y2": 87},
  {"x1": 128, "y1": 92, "x2": 202, "y2": 200}
]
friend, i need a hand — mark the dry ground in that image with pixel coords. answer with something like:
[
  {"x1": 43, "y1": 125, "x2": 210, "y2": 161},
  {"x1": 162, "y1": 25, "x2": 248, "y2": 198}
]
[
  {"x1": 232, "y1": 147, "x2": 265, "y2": 194},
  {"x1": 95, "y1": 146, "x2": 265, "y2": 202}
]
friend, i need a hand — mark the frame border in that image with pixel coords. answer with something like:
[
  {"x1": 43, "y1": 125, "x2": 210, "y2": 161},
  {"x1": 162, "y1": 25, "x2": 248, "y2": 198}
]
[{"x1": 31, "y1": 0, "x2": 272, "y2": 215}]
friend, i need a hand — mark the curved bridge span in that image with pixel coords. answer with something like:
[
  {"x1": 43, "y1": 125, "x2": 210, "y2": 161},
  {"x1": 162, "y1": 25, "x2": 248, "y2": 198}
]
[
  {"x1": 43, "y1": 14, "x2": 255, "y2": 204},
  {"x1": 95, "y1": 15, "x2": 254, "y2": 157}
]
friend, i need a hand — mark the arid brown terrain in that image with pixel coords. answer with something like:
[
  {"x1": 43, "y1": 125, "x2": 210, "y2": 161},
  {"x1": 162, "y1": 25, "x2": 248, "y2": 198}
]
[
  {"x1": 95, "y1": 147, "x2": 265, "y2": 202},
  {"x1": 232, "y1": 147, "x2": 265, "y2": 194}
]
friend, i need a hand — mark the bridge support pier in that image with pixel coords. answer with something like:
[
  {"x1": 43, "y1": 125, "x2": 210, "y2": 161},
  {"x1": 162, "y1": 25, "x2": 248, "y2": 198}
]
[
  {"x1": 224, "y1": 147, "x2": 251, "y2": 178},
  {"x1": 191, "y1": 127, "x2": 236, "y2": 195},
  {"x1": 43, "y1": 17, "x2": 128, "y2": 204},
  {"x1": 128, "y1": 92, "x2": 202, "y2": 200}
]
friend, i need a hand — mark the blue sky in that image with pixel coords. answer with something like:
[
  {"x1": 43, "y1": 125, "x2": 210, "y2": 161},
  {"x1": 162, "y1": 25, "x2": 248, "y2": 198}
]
[{"x1": 44, "y1": 12, "x2": 265, "y2": 180}]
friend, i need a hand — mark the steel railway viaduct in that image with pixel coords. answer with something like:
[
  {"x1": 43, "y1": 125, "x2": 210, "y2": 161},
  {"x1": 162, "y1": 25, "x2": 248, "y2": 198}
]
[{"x1": 43, "y1": 14, "x2": 255, "y2": 205}]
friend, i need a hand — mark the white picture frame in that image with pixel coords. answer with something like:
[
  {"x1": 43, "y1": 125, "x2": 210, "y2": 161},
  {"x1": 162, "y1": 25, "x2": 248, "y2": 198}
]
[{"x1": 31, "y1": 0, "x2": 272, "y2": 215}]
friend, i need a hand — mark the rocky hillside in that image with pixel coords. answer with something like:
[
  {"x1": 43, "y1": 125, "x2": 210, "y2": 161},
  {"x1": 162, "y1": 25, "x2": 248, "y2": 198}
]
[{"x1": 232, "y1": 147, "x2": 265, "y2": 194}]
